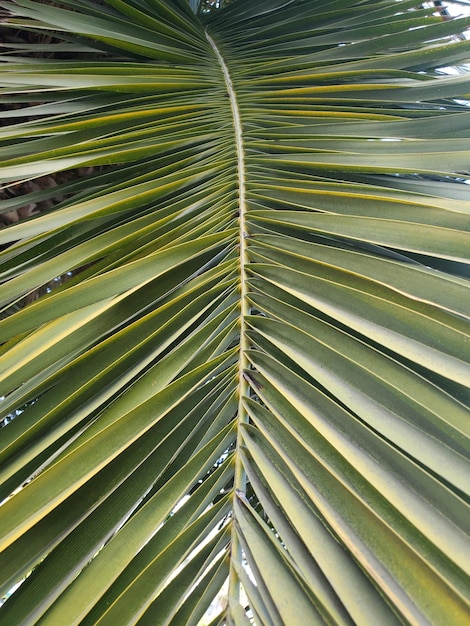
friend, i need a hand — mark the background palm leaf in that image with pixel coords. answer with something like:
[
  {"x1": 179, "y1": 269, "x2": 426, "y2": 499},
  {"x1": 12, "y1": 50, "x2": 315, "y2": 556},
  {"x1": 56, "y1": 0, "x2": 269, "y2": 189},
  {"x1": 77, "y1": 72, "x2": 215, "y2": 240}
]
[{"x1": 0, "y1": 1, "x2": 469, "y2": 623}]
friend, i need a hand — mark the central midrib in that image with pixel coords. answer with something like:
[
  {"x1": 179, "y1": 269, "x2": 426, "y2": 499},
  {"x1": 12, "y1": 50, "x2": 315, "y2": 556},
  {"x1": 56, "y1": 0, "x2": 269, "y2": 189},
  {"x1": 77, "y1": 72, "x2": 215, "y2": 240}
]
[{"x1": 205, "y1": 28, "x2": 249, "y2": 605}]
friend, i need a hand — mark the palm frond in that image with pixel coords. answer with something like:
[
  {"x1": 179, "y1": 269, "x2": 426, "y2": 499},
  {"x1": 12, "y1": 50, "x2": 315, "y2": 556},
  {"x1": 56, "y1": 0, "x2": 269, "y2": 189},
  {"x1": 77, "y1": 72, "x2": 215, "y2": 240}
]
[{"x1": 0, "y1": 1, "x2": 469, "y2": 624}]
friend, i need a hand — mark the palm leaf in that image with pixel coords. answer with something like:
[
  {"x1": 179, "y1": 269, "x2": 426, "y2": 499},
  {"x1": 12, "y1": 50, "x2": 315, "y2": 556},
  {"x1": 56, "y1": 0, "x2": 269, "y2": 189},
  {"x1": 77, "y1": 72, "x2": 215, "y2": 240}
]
[{"x1": 0, "y1": 1, "x2": 469, "y2": 623}]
